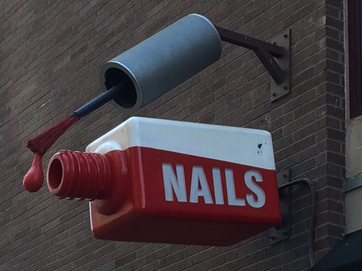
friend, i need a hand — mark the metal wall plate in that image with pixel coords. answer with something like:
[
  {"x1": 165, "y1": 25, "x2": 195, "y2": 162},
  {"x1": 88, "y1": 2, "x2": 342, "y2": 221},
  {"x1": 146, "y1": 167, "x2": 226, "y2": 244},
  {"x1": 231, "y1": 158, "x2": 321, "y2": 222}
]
[
  {"x1": 270, "y1": 30, "x2": 291, "y2": 102},
  {"x1": 269, "y1": 168, "x2": 290, "y2": 244}
]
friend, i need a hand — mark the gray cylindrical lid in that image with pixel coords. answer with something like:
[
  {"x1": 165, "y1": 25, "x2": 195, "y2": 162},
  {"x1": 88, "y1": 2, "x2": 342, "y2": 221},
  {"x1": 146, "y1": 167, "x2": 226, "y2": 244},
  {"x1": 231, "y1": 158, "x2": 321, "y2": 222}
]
[{"x1": 100, "y1": 13, "x2": 222, "y2": 114}]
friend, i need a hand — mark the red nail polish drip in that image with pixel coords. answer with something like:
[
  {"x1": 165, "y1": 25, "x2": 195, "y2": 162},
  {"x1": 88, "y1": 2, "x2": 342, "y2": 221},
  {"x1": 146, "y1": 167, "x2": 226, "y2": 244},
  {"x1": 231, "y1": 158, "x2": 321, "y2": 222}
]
[
  {"x1": 23, "y1": 153, "x2": 44, "y2": 192},
  {"x1": 24, "y1": 116, "x2": 80, "y2": 192}
]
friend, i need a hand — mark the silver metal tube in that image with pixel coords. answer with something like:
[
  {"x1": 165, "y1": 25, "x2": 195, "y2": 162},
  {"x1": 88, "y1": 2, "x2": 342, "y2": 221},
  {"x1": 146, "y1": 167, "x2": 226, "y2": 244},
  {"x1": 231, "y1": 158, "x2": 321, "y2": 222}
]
[{"x1": 100, "y1": 14, "x2": 222, "y2": 114}]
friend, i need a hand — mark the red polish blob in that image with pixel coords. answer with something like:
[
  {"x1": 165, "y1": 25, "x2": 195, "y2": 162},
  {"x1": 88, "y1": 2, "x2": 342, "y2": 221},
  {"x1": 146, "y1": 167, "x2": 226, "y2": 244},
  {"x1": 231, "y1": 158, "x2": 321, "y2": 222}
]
[{"x1": 23, "y1": 153, "x2": 44, "y2": 192}]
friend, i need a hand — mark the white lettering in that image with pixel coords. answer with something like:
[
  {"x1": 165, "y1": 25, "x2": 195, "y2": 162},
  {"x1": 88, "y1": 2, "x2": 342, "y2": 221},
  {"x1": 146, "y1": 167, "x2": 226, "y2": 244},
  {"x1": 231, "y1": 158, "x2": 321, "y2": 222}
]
[
  {"x1": 225, "y1": 169, "x2": 246, "y2": 206},
  {"x1": 162, "y1": 164, "x2": 266, "y2": 208},
  {"x1": 245, "y1": 170, "x2": 266, "y2": 208},
  {"x1": 190, "y1": 166, "x2": 213, "y2": 204},
  {"x1": 212, "y1": 168, "x2": 224, "y2": 205},
  {"x1": 162, "y1": 164, "x2": 187, "y2": 202}
]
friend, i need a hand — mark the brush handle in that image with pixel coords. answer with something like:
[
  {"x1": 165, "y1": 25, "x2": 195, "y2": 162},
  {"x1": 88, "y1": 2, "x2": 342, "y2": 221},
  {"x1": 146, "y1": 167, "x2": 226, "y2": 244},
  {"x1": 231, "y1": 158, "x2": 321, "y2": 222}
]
[{"x1": 70, "y1": 82, "x2": 128, "y2": 118}]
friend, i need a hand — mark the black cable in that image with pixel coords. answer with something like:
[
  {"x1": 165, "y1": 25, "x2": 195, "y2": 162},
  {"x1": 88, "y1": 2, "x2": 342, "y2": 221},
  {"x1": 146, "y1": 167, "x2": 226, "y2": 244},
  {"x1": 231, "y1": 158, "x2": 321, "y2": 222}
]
[{"x1": 279, "y1": 177, "x2": 316, "y2": 267}]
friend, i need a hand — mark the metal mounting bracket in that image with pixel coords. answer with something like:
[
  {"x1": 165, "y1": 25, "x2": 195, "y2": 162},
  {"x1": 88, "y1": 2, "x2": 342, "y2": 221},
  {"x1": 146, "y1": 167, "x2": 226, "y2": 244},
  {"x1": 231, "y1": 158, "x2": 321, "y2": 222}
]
[
  {"x1": 216, "y1": 27, "x2": 290, "y2": 102},
  {"x1": 268, "y1": 168, "x2": 290, "y2": 245},
  {"x1": 270, "y1": 30, "x2": 290, "y2": 101}
]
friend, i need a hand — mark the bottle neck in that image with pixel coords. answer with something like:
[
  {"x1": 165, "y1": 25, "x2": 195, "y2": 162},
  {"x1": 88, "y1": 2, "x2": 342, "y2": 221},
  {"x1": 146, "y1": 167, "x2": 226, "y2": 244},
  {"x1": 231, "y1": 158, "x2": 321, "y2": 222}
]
[{"x1": 47, "y1": 150, "x2": 113, "y2": 200}]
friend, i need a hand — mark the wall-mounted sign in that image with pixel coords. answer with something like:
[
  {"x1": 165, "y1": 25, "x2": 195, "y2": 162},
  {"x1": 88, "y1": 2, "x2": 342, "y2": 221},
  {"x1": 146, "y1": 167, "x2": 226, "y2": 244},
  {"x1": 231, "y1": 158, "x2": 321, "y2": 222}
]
[{"x1": 47, "y1": 117, "x2": 281, "y2": 246}]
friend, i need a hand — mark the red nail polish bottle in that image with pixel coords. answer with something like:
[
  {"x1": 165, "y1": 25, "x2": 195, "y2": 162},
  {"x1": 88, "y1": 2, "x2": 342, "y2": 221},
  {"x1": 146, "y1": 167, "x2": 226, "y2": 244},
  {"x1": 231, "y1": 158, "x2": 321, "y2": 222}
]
[{"x1": 47, "y1": 117, "x2": 281, "y2": 246}]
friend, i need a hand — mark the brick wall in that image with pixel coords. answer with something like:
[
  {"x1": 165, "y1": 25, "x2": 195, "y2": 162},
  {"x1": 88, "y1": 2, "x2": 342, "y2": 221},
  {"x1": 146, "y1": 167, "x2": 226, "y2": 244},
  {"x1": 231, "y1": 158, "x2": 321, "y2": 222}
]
[{"x1": 0, "y1": 0, "x2": 345, "y2": 270}]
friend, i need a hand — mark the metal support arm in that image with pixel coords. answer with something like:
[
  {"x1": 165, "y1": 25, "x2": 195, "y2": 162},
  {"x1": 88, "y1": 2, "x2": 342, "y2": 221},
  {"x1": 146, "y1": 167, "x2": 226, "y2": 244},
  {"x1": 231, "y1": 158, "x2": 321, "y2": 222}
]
[{"x1": 216, "y1": 26, "x2": 290, "y2": 101}]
